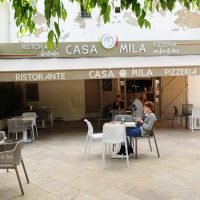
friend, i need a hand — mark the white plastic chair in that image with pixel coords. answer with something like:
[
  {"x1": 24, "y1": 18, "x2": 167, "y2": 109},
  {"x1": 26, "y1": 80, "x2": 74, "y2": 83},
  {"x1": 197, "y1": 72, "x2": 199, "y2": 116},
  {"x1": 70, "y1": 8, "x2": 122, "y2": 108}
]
[
  {"x1": 0, "y1": 131, "x2": 7, "y2": 143},
  {"x1": 102, "y1": 123, "x2": 129, "y2": 168},
  {"x1": 22, "y1": 112, "x2": 38, "y2": 139},
  {"x1": 191, "y1": 108, "x2": 200, "y2": 132},
  {"x1": 112, "y1": 115, "x2": 133, "y2": 151},
  {"x1": 0, "y1": 140, "x2": 29, "y2": 195},
  {"x1": 7, "y1": 119, "x2": 29, "y2": 141},
  {"x1": 84, "y1": 119, "x2": 103, "y2": 158}
]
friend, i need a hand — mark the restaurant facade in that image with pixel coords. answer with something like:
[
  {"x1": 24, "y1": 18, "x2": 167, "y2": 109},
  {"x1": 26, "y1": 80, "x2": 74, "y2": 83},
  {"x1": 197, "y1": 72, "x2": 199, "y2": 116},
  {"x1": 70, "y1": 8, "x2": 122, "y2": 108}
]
[{"x1": 0, "y1": 1, "x2": 200, "y2": 129}]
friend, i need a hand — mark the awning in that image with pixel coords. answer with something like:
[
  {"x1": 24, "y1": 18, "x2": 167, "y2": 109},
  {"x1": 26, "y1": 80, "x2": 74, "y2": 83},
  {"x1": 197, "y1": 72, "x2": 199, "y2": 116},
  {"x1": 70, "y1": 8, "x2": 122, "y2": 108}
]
[{"x1": 0, "y1": 55, "x2": 200, "y2": 82}]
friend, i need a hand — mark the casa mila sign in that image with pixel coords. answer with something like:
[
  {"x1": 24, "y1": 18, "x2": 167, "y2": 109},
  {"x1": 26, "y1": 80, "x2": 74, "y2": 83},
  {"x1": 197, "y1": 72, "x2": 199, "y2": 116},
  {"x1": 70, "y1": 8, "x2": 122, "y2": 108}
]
[
  {"x1": 1, "y1": 34, "x2": 200, "y2": 58},
  {"x1": 11, "y1": 67, "x2": 198, "y2": 82}
]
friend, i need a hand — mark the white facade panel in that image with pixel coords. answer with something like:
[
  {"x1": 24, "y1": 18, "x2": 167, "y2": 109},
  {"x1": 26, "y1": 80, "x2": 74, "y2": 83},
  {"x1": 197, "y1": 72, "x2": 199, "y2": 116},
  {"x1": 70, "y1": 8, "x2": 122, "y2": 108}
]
[
  {"x1": 188, "y1": 76, "x2": 200, "y2": 107},
  {"x1": 0, "y1": 2, "x2": 9, "y2": 43},
  {"x1": 9, "y1": 1, "x2": 200, "y2": 43},
  {"x1": 1, "y1": 55, "x2": 200, "y2": 72}
]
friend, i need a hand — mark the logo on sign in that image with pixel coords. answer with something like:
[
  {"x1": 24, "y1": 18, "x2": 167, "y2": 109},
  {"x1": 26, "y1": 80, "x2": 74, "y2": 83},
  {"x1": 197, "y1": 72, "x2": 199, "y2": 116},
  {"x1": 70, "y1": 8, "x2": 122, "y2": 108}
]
[
  {"x1": 101, "y1": 34, "x2": 116, "y2": 49},
  {"x1": 119, "y1": 69, "x2": 127, "y2": 78}
]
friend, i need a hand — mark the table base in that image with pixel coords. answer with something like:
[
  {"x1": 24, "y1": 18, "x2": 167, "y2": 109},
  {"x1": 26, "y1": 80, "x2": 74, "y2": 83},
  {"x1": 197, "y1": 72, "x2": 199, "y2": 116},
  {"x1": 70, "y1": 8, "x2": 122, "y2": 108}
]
[
  {"x1": 23, "y1": 139, "x2": 33, "y2": 143},
  {"x1": 23, "y1": 131, "x2": 33, "y2": 143},
  {"x1": 111, "y1": 152, "x2": 129, "y2": 159}
]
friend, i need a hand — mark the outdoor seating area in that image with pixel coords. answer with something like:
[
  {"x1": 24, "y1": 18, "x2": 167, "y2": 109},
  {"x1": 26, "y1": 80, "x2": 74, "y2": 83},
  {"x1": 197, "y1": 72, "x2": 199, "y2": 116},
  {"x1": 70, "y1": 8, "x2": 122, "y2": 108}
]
[
  {"x1": 1, "y1": 106, "x2": 53, "y2": 143},
  {"x1": 6, "y1": 112, "x2": 38, "y2": 143},
  {"x1": 1, "y1": 121, "x2": 200, "y2": 200},
  {"x1": 84, "y1": 112, "x2": 160, "y2": 167},
  {"x1": 2, "y1": 0, "x2": 200, "y2": 199},
  {"x1": 12, "y1": 106, "x2": 53, "y2": 128},
  {"x1": 0, "y1": 103, "x2": 200, "y2": 198}
]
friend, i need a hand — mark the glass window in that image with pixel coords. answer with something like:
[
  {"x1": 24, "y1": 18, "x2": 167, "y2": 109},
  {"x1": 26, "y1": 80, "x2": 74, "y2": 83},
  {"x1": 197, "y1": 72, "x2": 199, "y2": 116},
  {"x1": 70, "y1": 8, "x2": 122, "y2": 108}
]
[
  {"x1": 115, "y1": 7, "x2": 121, "y2": 13},
  {"x1": 80, "y1": 5, "x2": 91, "y2": 18}
]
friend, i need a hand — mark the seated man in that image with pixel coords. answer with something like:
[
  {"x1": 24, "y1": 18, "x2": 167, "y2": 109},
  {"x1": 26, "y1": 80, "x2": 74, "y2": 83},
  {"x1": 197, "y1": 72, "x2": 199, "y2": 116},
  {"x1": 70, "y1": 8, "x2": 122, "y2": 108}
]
[
  {"x1": 118, "y1": 101, "x2": 156, "y2": 155},
  {"x1": 113, "y1": 95, "x2": 124, "y2": 110}
]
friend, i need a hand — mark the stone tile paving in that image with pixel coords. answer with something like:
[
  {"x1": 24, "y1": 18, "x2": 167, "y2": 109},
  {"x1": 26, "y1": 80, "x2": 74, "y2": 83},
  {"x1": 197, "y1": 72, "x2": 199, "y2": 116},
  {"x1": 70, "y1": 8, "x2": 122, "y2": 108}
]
[{"x1": 1, "y1": 122, "x2": 200, "y2": 200}]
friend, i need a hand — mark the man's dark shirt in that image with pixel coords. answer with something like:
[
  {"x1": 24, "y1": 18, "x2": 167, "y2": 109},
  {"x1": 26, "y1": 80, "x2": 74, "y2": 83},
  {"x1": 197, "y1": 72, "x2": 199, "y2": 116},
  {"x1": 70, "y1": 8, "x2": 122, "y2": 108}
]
[{"x1": 113, "y1": 101, "x2": 124, "y2": 109}]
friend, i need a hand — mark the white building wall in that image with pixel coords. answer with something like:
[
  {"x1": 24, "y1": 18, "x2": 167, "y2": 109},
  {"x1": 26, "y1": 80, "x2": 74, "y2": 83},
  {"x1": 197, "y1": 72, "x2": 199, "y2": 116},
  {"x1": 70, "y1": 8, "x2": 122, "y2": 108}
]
[
  {"x1": 188, "y1": 76, "x2": 200, "y2": 107},
  {"x1": 0, "y1": 2, "x2": 9, "y2": 129},
  {"x1": 0, "y1": 2, "x2": 9, "y2": 42},
  {"x1": 35, "y1": 80, "x2": 85, "y2": 121},
  {"x1": 9, "y1": 1, "x2": 200, "y2": 43}
]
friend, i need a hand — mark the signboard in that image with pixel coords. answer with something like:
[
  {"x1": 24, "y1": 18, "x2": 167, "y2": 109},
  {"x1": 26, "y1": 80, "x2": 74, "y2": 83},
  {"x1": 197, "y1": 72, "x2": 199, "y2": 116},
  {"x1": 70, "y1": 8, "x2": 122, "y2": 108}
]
[
  {"x1": 0, "y1": 67, "x2": 198, "y2": 82},
  {"x1": 0, "y1": 39, "x2": 200, "y2": 58}
]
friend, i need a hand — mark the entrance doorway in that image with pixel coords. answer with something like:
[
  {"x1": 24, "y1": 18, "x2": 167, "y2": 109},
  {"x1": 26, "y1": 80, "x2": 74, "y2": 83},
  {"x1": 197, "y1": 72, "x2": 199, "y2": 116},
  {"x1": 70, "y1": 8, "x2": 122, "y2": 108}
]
[
  {"x1": 161, "y1": 76, "x2": 188, "y2": 119},
  {"x1": 117, "y1": 78, "x2": 159, "y2": 115},
  {"x1": 122, "y1": 78, "x2": 154, "y2": 105}
]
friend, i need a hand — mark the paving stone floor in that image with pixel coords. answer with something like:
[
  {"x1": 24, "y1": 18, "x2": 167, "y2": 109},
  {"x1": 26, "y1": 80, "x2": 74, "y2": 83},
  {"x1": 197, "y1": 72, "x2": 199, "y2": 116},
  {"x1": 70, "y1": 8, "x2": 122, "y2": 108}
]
[{"x1": 1, "y1": 120, "x2": 200, "y2": 200}]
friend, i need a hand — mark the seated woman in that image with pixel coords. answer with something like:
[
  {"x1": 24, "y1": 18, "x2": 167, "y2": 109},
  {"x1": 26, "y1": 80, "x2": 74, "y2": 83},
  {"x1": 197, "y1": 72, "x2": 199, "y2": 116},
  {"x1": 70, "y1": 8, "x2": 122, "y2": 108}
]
[{"x1": 118, "y1": 101, "x2": 156, "y2": 155}]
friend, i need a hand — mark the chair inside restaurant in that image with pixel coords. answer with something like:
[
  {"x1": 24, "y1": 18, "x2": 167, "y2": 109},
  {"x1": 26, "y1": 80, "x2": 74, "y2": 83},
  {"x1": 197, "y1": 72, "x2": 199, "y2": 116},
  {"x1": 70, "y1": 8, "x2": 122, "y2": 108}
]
[{"x1": 182, "y1": 104, "x2": 193, "y2": 115}]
